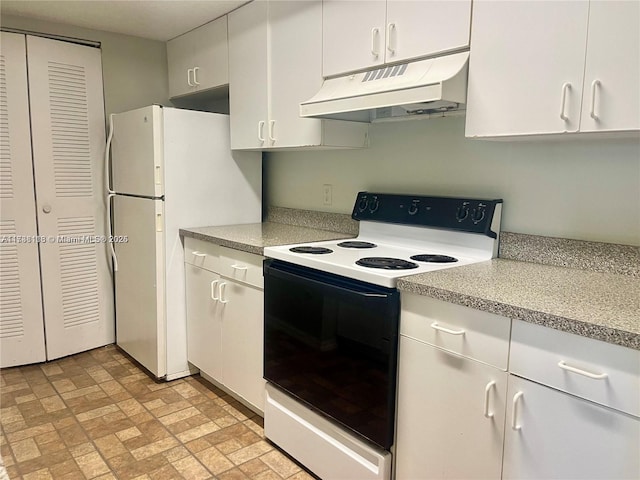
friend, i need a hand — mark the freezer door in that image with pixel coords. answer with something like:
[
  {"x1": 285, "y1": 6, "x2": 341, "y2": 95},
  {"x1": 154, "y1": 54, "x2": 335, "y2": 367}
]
[
  {"x1": 111, "y1": 105, "x2": 164, "y2": 197},
  {"x1": 113, "y1": 195, "x2": 166, "y2": 378}
]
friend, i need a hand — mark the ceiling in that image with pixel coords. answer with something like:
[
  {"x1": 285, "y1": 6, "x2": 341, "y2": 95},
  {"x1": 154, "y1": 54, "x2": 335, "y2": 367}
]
[{"x1": 0, "y1": 0, "x2": 249, "y2": 41}]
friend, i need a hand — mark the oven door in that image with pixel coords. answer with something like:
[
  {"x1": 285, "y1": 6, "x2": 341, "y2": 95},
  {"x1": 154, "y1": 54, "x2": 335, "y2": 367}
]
[{"x1": 263, "y1": 259, "x2": 400, "y2": 450}]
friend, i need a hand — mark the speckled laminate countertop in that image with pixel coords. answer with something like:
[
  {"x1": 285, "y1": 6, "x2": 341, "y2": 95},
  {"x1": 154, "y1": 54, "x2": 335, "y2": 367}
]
[
  {"x1": 180, "y1": 222, "x2": 355, "y2": 256},
  {"x1": 397, "y1": 259, "x2": 640, "y2": 350}
]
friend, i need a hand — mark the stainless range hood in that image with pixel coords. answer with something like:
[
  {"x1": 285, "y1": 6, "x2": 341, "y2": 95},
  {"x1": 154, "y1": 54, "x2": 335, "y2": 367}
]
[{"x1": 300, "y1": 51, "x2": 469, "y2": 123}]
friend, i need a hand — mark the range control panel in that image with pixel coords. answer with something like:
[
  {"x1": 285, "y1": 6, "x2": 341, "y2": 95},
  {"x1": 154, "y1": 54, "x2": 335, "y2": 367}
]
[{"x1": 351, "y1": 192, "x2": 503, "y2": 238}]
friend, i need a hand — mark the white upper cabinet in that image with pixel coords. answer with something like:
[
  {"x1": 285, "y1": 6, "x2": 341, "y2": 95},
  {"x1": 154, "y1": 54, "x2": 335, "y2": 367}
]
[
  {"x1": 579, "y1": 0, "x2": 640, "y2": 133},
  {"x1": 466, "y1": 0, "x2": 640, "y2": 138},
  {"x1": 167, "y1": 16, "x2": 229, "y2": 98},
  {"x1": 323, "y1": 0, "x2": 472, "y2": 77},
  {"x1": 228, "y1": 0, "x2": 368, "y2": 151}
]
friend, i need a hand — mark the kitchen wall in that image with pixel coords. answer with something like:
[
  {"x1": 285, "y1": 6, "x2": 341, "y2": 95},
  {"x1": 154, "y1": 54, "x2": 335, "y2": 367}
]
[
  {"x1": 266, "y1": 115, "x2": 640, "y2": 246},
  {"x1": 1, "y1": 15, "x2": 170, "y2": 116}
]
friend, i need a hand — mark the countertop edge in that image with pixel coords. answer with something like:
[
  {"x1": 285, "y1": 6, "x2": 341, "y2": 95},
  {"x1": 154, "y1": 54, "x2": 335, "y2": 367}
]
[
  {"x1": 396, "y1": 280, "x2": 639, "y2": 351},
  {"x1": 180, "y1": 228, "x2": 264, "y2": 256}
]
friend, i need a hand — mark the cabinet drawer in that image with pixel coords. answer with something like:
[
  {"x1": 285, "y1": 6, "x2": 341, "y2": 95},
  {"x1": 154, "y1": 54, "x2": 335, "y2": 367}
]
[
  {"x1": 510, "y1": 320, "x2": 640, "y2": 417},
  {"x1": 401, "y1": 294, "x2": 511, "y2": 370},
  {"x1": 184, "y1": 237, "x2": 263, "y2": 288}
]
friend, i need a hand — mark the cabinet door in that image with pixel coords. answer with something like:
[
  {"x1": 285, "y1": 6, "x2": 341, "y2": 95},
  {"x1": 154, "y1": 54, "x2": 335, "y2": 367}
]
[
  {"x1": 189, "y1": 16, "x2": 229, "y2": 94},
  {"x1": 465, "y1": 0, "x2": 589, "y2": 137},
  {"x1": 503, "y1": 375, "x2": 640, "y2": 480},
  {"x1": 269, "y1": 0, "x2": 323, "y2": 148},
  {"x1": 27, "y1": 36, "x2": 114, "y2": 361},
  {"x1": 219, "y1": 280, "x2": 265, "y2": 412},
  {"x1": 185, "y1": 264, "x2": 223, "y2": 380},
  {"x1": 167, "y1": 31, "x2": 194, "y2": 98},
  {"x1": 395, "y1": 336, "x2": 507, "y2": 480},
  {"x1": 579, "y1": 0, "x2": 640, "y2": 132},
  {"x1": 228, "y1": 0, "x2": 269, "y2": 150},
  {"x1": 385, "y1": 0, "x2": 471, "y2": 64},
  {"x1": 0, "y1": 32, "x2": 46, "y2": 368},
  {"x1": 322, "y1": 0, "x2": 387, "y2": 77}
]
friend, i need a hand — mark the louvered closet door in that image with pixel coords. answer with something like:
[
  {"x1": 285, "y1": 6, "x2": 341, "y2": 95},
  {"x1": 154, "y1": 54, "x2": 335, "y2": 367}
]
[
  {"x1": 26, "y1": 36, "x2": 114, "y2": 360},
  {"x1": 0, "y1": 32, "x2": 46, "y2": 367}
]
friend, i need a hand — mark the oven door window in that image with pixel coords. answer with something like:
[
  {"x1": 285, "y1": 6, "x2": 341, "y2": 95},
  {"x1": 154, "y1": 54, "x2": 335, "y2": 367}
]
[{"x1": 263, "y1": 259, "x2": 399, "y2": 450}]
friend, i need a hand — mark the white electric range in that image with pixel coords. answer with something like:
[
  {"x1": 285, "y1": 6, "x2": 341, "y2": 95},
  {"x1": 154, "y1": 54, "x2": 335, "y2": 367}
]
[{"x1": 261, "y1": 192, "x2": 503, "y2": 480}]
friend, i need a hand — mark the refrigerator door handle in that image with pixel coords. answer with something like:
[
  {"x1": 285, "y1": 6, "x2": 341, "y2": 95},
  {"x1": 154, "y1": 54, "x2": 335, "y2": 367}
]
[
  {"x1": 105, "y1": 113, "x2": 115, "y2": 195},
  {"x1": 107, "y1": 193, "x2": 118, "y2": 272}
]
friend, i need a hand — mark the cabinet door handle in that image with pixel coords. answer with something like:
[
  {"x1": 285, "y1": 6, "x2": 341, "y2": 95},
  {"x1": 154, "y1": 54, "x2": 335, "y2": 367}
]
[
  {"x1": 430, "y1": 322, "x2": 465, "y2": 335},
  {"x1": 210, "y1": 280, "x2": 219, "y2": 301},
  {"x1": 386, "y1": 23, "x2": 396, "y2": 54},
  {"x1": 589, "y1": 79, "x2": 601, "y2": 120},
  {"x1": 558, "y1": 360, "x2": 608, "y2": 379},
  {"x1": 371, "y1": 27, "x2": 380, "y2": 57},
  {"x1": 268, "y1": 120, "x2": 276, "y2": 142},
  {"x1": 187, "y1": 68, "x2": 194, "y2": 87},
  {"x1": 257, "y1": 121, "x2": 265, "y2": 142},
  {"x1": 511, "y1": 391, "x2": 524, "y2": 430},
  {"x1": 560, "y1": 82, "x2": 571, "y2": 121},
  {"x1": 483, "y1": 381, "x2": 496, "y2": 418},
  {"x1": 193, "y1": 66, "x2": 200, "y2": 86},
  {"x1": 231, "y1": 264, "x2": 248, "y2": 271},
  {"x1": 219, "y1": 282, "x2": 228, "y2": 304},
  {"x1": 192, "y1": 251, "x2": 206, "y2": 258}
]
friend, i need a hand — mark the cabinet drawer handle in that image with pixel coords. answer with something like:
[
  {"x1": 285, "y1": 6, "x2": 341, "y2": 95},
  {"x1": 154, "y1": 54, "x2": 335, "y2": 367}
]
[
  {"x1": 430, "y1": 322, "x2": 465, "y2": 335},
  {"x1": 193, "y1": 66, "x2": 200, "y2": 86},
  {"x1": 511, "y1": 391, "x2": 523, "y2": 430},
  {"x1": 558, "y1": 360, "x2": 608, "y2": 379},
  {"x1": 210, "y1": 280, "x2": 219, "y2": 301},
  {"x1": 590, "y1": 79, "x2": 601, "y2": 120},
  {"x1": 371, "y1": 27, "x2": 380, "y2": 57},
  {"x1": 192, "y1": 251, "x2": 206, "y2": 258},
  {"x1": 219, "y1": 282, "x2": 228, "y2": 304},
  {"x1": 258, "y1": 121, "x2": 265, "y2": 143},
  {"x1": 483, "y1": 381, "x2": 496, "y2": 418},
  {"x1": 231, "y1": 264, "x2": 248, "y2": 271},
  {"x1": 560, "y1": 82, "x2": 571, "y2": 121},
  {"x1": 386, "y1": 23, "x2": 396, "y2": 54}
]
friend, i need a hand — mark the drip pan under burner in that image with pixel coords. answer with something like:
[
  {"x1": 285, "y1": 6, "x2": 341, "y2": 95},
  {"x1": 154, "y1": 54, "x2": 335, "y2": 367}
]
[
  {"x1": 410, "y1": 254, "x2": 458, "y2": 263},
  {"x1": 356, "y1": 257, "x2": 419, "y2": 270},
  {"x1": 289, "y1": 246, "x2": 333, "y2": 254},
  {"x1": 337, "y1": 241, "x2": 377, "y2": 249}
]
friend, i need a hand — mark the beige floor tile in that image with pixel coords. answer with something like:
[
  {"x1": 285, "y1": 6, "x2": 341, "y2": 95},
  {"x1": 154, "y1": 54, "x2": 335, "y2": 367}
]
[
  {"x1": 1, "y1": 347, "x2": 312, "y2": 480},
  {"x1": 11, "y1": 437, "x2": 41, "y2": 462},
  {"x1": 195, "y1": 445, "x2": 235, "y2": 474},
  {"x1": 171, "y1": 455, "x2": 212, "y2": 480},
  {"x1": 75, "y1": 451, "x2": 111, "y2": 478},
  {"x1": 260, "y1": 450, "x2": 302, "y2": 478}
]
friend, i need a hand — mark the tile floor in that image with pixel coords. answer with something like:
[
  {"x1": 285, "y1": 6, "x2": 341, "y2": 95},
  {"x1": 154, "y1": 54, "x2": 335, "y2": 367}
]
[{"x1": 0, "y1": 345, "x2": 315, "y2": 480}]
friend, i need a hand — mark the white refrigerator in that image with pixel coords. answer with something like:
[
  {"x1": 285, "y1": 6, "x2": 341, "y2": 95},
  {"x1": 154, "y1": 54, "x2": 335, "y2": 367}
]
[{"x1": 108, "y1": 105, "x2": 261, "y2": 380}]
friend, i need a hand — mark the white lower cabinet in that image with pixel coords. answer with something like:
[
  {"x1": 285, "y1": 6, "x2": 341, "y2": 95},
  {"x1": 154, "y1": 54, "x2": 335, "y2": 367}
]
[
  {"x1": 396, "y1": 296, "x2": 640, "y2": 480},
  {"x1": 503, "y1": 375, "x2": 640, "y2": 480},
  {"x1": 184, "y1": 238, "x2": 265, "y2": 413},
  {"x1": 395, "y1": 336, "x2": 507, "y2": 479},
  {"x1": 396, "y1": 294, "x2": 511, "y2": 479}
]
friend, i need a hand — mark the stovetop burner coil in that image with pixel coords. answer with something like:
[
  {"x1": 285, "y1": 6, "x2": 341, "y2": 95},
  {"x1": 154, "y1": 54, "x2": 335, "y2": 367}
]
[
  {"x1": 289, "y1": 246, "x2": 333, "y2": 254},
  {"x1": 410, "y1": 254, "x2": 458, "y2": 263},
  {"x1": 337, "y1": 241, "x2": 377, "y2": 249},
  {"x1": 356, "y1": 257, "x2": 419, "y2": 270}
]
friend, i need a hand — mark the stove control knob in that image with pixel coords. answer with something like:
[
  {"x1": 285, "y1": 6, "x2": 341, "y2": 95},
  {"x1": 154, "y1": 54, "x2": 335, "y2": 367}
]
[
  {"x1": 369, "y1": 196, "x2": 380, "y2": 213},
  {"x1": 357, "y1": 195, "x2": 368, "y2": 212},
  {"x1": 456, "y1": 202, "x2": 470, "y2": 222},
  {"x1": 408, "y1": 200, "x2": 420, "y2": 215},
  {"x1": 471, "y1": 204, "x2": 486, "y2": 224}
]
